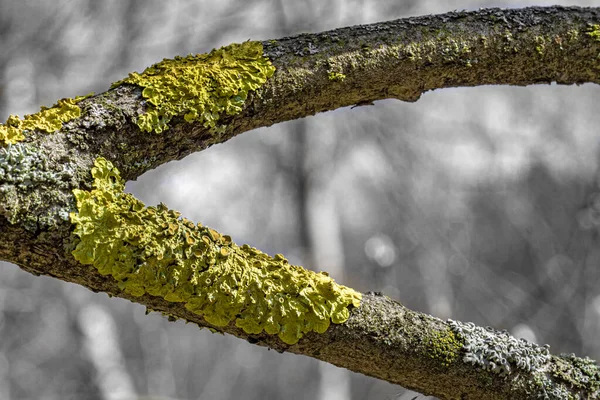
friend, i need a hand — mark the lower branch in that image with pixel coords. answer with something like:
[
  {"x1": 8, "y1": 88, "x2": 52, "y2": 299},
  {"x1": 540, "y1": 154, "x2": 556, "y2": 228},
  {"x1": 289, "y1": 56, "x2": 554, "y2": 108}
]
[{"x1": 1, "y1": 158, "x2": 598, "y2": 399}]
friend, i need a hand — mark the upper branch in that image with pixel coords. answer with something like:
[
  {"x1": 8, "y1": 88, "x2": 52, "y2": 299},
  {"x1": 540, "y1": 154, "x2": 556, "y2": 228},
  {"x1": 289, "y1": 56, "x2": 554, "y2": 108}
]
[
  {"x1": 5, "y1": 6, "x2": 598, "y2": 182},
  {"x1": 126, "y1": 5, "x2": 600, "y2": 177}
]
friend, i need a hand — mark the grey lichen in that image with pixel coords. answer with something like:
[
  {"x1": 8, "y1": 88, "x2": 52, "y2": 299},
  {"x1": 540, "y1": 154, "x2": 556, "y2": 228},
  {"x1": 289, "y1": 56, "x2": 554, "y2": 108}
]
[
  {"x1": 0, "y1": 143, "x2": 76, "y2": 230},
  {"x1": 447, "y1": 319, "x2": 551, "y2": 377},
  {"x1": 530, "y1": 375, "x2": 571, "y2": 400}
]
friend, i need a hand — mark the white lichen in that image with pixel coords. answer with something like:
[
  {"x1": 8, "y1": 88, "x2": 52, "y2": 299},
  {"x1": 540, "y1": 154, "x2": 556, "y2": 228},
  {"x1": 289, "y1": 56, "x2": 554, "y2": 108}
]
[{"x1": 447, "y1": 319, "x2": 551, "y2": 377}]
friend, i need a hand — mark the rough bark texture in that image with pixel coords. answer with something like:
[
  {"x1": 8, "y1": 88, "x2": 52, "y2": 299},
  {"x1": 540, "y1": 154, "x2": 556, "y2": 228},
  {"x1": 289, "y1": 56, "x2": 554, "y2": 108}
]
[{"x1": 2, "y1": 6, "x2": 600, "y2": 399}]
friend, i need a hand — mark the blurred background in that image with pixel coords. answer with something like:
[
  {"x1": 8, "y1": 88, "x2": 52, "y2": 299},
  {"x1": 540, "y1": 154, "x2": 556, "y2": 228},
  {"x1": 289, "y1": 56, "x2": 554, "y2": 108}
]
[{"x1": 1, "y1": 0, "x2": 600, "y2": 399}]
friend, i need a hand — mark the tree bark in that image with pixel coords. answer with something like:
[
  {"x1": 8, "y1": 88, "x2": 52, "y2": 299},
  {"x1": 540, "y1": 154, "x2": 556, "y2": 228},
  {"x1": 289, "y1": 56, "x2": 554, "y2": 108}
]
[{"x1": 1, "y1": 6, "x2": 600, "y2": 399}]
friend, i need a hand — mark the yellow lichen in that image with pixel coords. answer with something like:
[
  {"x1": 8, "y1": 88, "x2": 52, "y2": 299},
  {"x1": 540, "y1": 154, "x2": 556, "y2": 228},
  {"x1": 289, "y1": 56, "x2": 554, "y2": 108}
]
[
  {"x1": 535, "y1": 36, "x2": 546, "y2": 56},
  {"x1": 0, "y1": 94, "x2": 91, "y2": 146},
  {"x1": 112, "y1": 41, "x2": 275, "y2": 134},
  {"x1": 427, "y1": 328, "x2": 463, "y2": 367},
  {"x1": 328, "y1": 71, "x2": 346, "y2": 82},
  {"x1": 70, "y1": 158, "x2": 361, "y2": 344},
  {"x1": 587, "y1": 24, "x2": 600, "y2": 42}
]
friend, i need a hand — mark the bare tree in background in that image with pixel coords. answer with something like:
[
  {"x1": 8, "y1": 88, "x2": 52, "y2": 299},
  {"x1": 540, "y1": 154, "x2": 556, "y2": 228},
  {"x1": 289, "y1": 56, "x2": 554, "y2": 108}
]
[{"x1": 3, "y1": 3, "x2": 600, "y2": 400}]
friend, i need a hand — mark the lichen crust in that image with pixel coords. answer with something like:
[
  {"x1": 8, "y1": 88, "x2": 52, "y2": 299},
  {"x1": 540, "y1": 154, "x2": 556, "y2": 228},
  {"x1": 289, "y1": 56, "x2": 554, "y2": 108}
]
[
  {"x1": 70, "y1": 158, "x2": 361, "y2": 344},
  {"x1": 111, "y1": 41, "x2": 276, "y2": 134},
  {"x1": 0, "y1": 94, "x2": 92, "y2": 146},
  {"x1": 0, "y1": 142, "x2": 77, "y2": 228},
  {"x1": 551, "y1": 353, "x2": 600, "y2": 395},
  {"x1": 447, "y1": 319, "x2": 551, "y2": 377}
]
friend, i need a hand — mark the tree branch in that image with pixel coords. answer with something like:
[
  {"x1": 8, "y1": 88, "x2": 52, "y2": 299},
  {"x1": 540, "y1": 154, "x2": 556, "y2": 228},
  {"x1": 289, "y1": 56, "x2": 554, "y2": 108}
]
[{"x1": 1, "y1": 5, "x2": 600, "y2": 399}]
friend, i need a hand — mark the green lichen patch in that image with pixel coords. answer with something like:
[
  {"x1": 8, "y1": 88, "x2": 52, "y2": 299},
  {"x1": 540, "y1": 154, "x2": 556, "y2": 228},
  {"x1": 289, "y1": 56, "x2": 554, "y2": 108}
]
[
  {"x1": 327, "y1": 71, "x2": 346, "y2": 82},
  {"x1": 111, "y1": 41, "x2": 275, "y2": 134},
  {"x1": 426, "y1": 327, "x2": 463, "y2": 367},
  {"x1": 535, "y1": 36, "x2": 546, "y2": 56},
  {"x1": 70, "y1": 158, "x2": 361, "y2": 344},
  {"x1": 404, "y1": 36, "x2": 473, "y2": 66},
  {"x1": 551, "y1": 353, "x2": 600, "y2": 395},
  {"x1": 567, "y1": 28, "x2": 579, "y2": 42},
  {"x1": 586, "y1": 24, "x2": 600, "y2": 42},
  {"x1": 0, "y1": 94, "x2": 92, "y2": 146}
]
